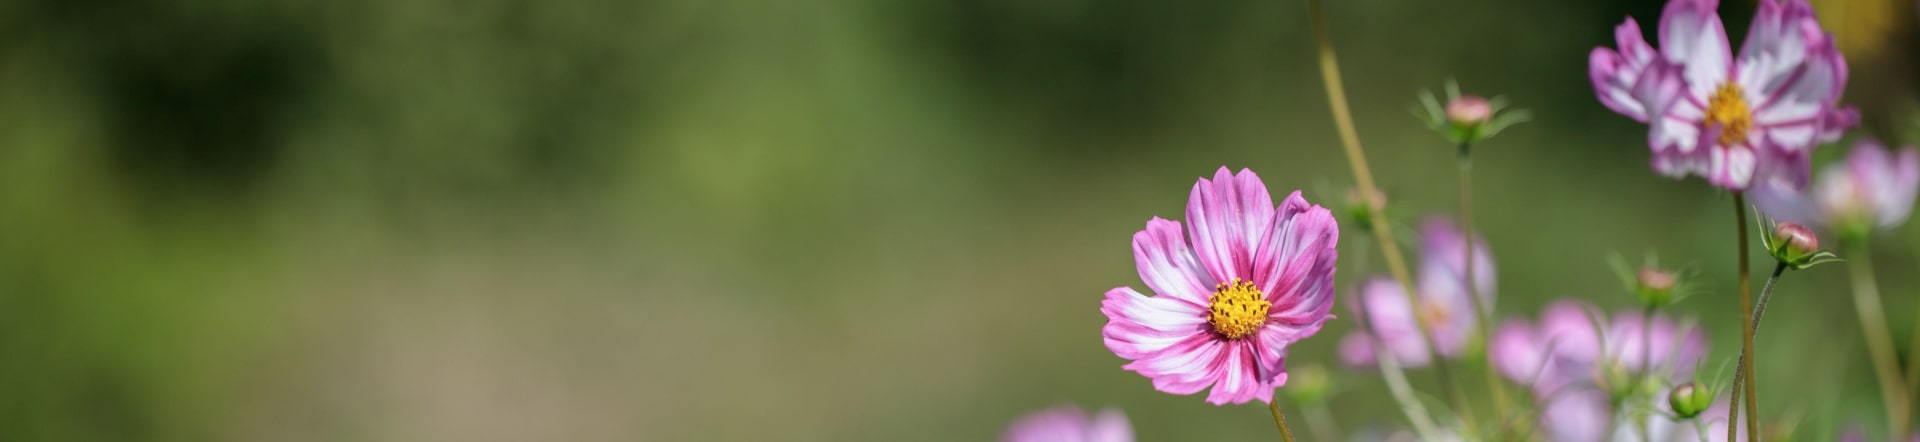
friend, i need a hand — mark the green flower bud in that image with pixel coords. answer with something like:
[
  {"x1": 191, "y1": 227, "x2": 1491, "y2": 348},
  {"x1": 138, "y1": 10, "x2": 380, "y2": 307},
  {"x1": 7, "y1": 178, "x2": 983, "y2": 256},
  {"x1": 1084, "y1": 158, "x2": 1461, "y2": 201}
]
[{"x1": 1668, "y1": 382, "x2": 1712, "y2": 419}]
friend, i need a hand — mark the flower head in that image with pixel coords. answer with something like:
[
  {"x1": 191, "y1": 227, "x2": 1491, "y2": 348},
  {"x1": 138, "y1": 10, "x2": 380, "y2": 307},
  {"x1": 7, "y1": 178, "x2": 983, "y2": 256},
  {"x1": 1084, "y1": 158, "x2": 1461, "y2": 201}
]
[
  {"x1": 1101, "y1": 167, "x2": 1339, "y2": 405},
  {"x1": 1337, "y1": 217, "x2": 1492, "y2": 368},
  {"x1": 1417, "y1": 82, "x2": 1530, "y2": 147},
  {"x1": 1590, "y1": 0, "x2": 1857, "y2": 191},
  {"x1": 1447, "y1": 95, "x2": 1493, "y2": 126},
  {"x1": 1001, "y1": 405, "x2": 1133, "y2": 442},
  {"x1": 1754, "y1": 140, "x2": 1920, "y2": 240}
]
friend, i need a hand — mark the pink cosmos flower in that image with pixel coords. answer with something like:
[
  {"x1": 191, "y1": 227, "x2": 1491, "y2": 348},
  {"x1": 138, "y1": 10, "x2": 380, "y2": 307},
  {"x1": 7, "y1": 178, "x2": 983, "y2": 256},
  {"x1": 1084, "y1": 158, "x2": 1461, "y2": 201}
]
[
  {"x1": 1754, "y1": 140, "x2": 1920, "y2": 238},
  {"x1": 1338, "y1": 218, "x2": 1492, "y2": 368},
  {"x1": 1001, "y1": 405, "x2": 1133, "y2": 442},
  {"x1": 1101, "y1": 167, "x2": 1340, "y2": 405},
  {"x1": 1491, "y1": 301, "x2": 1707, "y2": 397},
  {"x1": 1590, "y1": 0, "x2": 1856, "y2": 191}
]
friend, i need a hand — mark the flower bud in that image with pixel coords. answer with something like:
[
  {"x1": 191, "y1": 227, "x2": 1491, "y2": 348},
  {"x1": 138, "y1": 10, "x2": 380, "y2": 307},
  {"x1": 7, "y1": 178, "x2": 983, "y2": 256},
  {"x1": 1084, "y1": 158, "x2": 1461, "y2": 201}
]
[
  {"x1": 1772, "y1": 222, "x2": 1821, "y2": 265},
  {"x1": 1635, "y1": 266, "x2": 1676, "y2": 305},
  {"x1": 1774, "y1": 222, "x2": 1818, "y2": 255},
  {"x1": 1343, "y1": 187, "x2": 1385, "y2": 230},
  {"x1": 1446, "y1": 95, "x2": 1493, "y2": 126},
  {"x1": 1668, "y1": 382, "x2": 1712, "y2": 419}
]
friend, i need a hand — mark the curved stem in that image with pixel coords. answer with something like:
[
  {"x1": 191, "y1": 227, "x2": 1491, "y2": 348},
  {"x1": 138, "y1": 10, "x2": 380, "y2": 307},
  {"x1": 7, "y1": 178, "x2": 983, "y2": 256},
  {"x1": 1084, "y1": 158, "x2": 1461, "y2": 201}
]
[
  {"x1": 1351, "y1": 236, "x2": 1443, "y2": 440},
  {"x1": 1304, "y1": 0, "x2": 1472, "y2": 428},
  {"x1": 1726, "y1": 194, "x2": 1755, "y2": 442},
  {"x1": 1727, "y1": 263, "x2": 1787, "y2": 442},
  {"x1": 1845, "y1": 238, "x2": 1909, "y2": 439},
  {"x1": 1268, "y1": 401, "x2": 1298, "y2": 442},
  {"x1": 1458, "y1": 147, "x2": 1512, "y2": 427}
]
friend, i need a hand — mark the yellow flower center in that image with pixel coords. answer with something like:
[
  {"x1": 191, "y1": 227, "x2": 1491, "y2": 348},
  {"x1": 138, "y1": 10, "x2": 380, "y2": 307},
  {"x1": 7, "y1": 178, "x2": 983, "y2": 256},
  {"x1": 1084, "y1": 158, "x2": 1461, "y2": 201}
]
[
  {"x1": 1704, "y1": 82, "x2": 1753, "y2": 146},
  {"x1": 1418, "y1": 300, "x2": 1451, "y2": 330},
  {"x1": 1207, "y1": 278, "x2": 1270, "y2": 340}
]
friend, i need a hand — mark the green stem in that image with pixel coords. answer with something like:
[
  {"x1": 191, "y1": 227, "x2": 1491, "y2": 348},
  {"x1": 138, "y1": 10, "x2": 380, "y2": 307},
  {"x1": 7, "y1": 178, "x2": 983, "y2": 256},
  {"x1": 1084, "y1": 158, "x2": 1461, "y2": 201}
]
[
  {"x1": 1268, "y1": 401, "x2": 1298, "y2": 442},
  {"x1": 1639, "y1": 304, "x2": 1657, "y2": 442},
  {"x1": 1458, "y1": 146, "x2": 1512, "y2": 429},
  {"x1": 1304, "y1": 0, "x2": 1472, "y2": 429},
  {"x1": 1352, "y1": 236, "x2": 1443, "y2": 440},
  {"x1": 1845, "y1": 238, "x2": 1909, "y2": 440},
  {"x1": 1727, "y1": 263, "x2": 1787, "y2": 442},
  {"x1": 1727, "y1": 194, "x2": 1755, "y2": 442}
]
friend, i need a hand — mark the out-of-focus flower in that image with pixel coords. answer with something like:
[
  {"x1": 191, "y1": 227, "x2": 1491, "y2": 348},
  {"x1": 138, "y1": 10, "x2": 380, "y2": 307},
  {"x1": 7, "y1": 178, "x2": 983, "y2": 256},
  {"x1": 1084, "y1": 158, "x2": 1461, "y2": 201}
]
[
  {"x1": 1343, "y1": 187, "x2": 1387, "y2": 231},
  {"x1": 1337, "y1": 277, "x2": 1474, "y2": 367},
  {"x1": 1610, "y1": 253, "x2": 1696, "y2": 307},
  {"x1": 1337, "y1": 217, "x2": 1492, "y2": 368},
  {"x1": 1001, "y1": 405, "x2": 1133, "y2": 442},
  {"x1": 1500, "y1": 302, "x2": 1714, "y2": 441},
  {"x1": 1668, "y1": 382, "x2": 1712, "y2": 418},
  {"x1": 1754, "y1": 140, "x2": 1920, "y2": 240},
  {"x1": 1637, "y1": 267, "x2": 1677, "y2": 305},
  {"x1": 1447, "y1": 96, "x2": 1492, "y2": 126},
  {"x1": 1102, "y1": 167, "x2": 1340, "y2": 405},
  {"x1": 1491, "y1": 301, "x2": 1707, "y2": 396},
  {"x1": 1539, "y1": 392, "x2": 1740, "y2": 441},
  {"x1": 1589, "y1": 0, "x2": 1856, "y2": 191},
  {"x1": 1417, "y1": 83, "x2": 1530, "y2": 147}
]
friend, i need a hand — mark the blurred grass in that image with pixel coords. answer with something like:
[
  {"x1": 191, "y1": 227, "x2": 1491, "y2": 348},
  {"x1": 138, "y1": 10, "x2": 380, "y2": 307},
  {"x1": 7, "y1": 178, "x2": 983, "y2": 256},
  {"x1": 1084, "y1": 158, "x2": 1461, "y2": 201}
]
[{"x1": 0, "y1": 0, "x2": 1916, "y2": 440}]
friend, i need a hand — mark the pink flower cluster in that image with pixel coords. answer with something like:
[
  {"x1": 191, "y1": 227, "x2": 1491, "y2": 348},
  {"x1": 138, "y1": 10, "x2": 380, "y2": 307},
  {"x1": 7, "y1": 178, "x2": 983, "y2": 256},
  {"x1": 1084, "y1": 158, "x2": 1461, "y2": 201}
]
[
  {"x1": 1590, "y1": 0, "x2": 1856, "y2": 191},
  {"x1": 1491, "y1": 301, "x2": 1712, "y2": 441}
]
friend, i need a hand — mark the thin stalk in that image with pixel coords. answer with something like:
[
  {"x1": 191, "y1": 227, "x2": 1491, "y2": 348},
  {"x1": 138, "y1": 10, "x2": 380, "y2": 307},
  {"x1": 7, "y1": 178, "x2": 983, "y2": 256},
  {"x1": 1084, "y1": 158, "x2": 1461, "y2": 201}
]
[
  {"x1": 1268, "y1": 402, "x2": 1298, "y2": 442},
  {"x1": 1304, "y1": 0, "x2": 1473, "y2": 428},
  {"x1": 1727, "y1": 263, "x2": 1787, "y2": 442},
  {"x1": 1844, "y1": 238, "x2": 1908, "y2": 439},
  {"x1": 1639, "y1": 304, "x2": 1657, "y2": 442},
  {"x1": 1458, "y1": 145, "x2": 1512, "y2": 424},
  {"x1": 1352, "y1": 235, "x2": 1443, "y2": 440},
  {"x1": 1727, "y1": 194, "x2": 1755, "y2": 442}
]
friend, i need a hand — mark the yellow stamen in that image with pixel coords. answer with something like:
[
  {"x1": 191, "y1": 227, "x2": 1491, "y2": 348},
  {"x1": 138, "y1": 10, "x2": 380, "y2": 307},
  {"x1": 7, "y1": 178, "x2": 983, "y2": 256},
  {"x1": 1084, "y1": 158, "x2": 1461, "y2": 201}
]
[
  {"x1": 1705, "y1": 82, "x2": 1753, "y2": 146},
  {"x1": 1418, "y1": 300, "x2": 1451, "y2": 331},
  {"x1": 1207, "y1": 278, "x2": 1270, "y2": 339}
]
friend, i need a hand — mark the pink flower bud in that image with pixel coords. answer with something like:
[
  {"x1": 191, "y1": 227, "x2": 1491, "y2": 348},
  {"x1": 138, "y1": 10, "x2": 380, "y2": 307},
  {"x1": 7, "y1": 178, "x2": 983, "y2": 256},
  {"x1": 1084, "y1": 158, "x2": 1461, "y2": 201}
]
[
  {"x1": 1636, "y1": 267, "x2": 1676, "y2": 305},
  {"x1": 1446, "y1": 95, "x2": 1492, "y2": 126},
  {"x1": 1774, "y1": 222, "x2": 1820, "y2": 258}
]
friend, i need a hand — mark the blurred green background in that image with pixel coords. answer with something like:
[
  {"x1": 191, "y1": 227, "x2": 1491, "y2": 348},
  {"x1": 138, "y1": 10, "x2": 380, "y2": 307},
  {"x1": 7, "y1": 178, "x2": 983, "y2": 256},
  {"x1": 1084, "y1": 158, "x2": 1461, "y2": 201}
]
[{"x1": 0, "y1": 0, "x2": 1917, "y2": 440}]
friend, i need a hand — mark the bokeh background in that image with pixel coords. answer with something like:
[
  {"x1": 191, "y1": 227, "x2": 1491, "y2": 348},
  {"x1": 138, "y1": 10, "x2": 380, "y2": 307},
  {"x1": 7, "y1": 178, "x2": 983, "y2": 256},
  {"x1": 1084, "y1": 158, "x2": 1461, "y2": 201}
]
[{"x1": 1, "y1": 0, "x2": 1917, "y2": 440}]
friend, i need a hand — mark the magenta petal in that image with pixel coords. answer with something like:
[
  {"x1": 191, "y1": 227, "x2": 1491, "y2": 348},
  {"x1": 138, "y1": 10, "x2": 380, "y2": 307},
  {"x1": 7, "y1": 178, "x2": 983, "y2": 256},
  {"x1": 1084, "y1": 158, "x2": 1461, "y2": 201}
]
[
  {"x1": 1185, "y1": 167, "x2": 1275, "y2": 283},
  {"x1": 1257, "y1": 192, "x2": 1338, "y2": 328},
  {"x1": 1591, "y1": 18, "x2": 1657, "y2": 121},
  {"x1": 1489, "y1": 320, "x2": 1541, "y2": 384},
  {"x1": 1101, "y1": 287, "x2": 1208, "y2": 360},
  {"x1": 1132, "y1": 217, "x2": 1215, "y2": 306},
  {"x1": 1338, "y1": 333, "x2": 1378, "y2": 367},
  {"x1": 1204, "y1": 342, "x2": 1259, "y2": 405}
]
